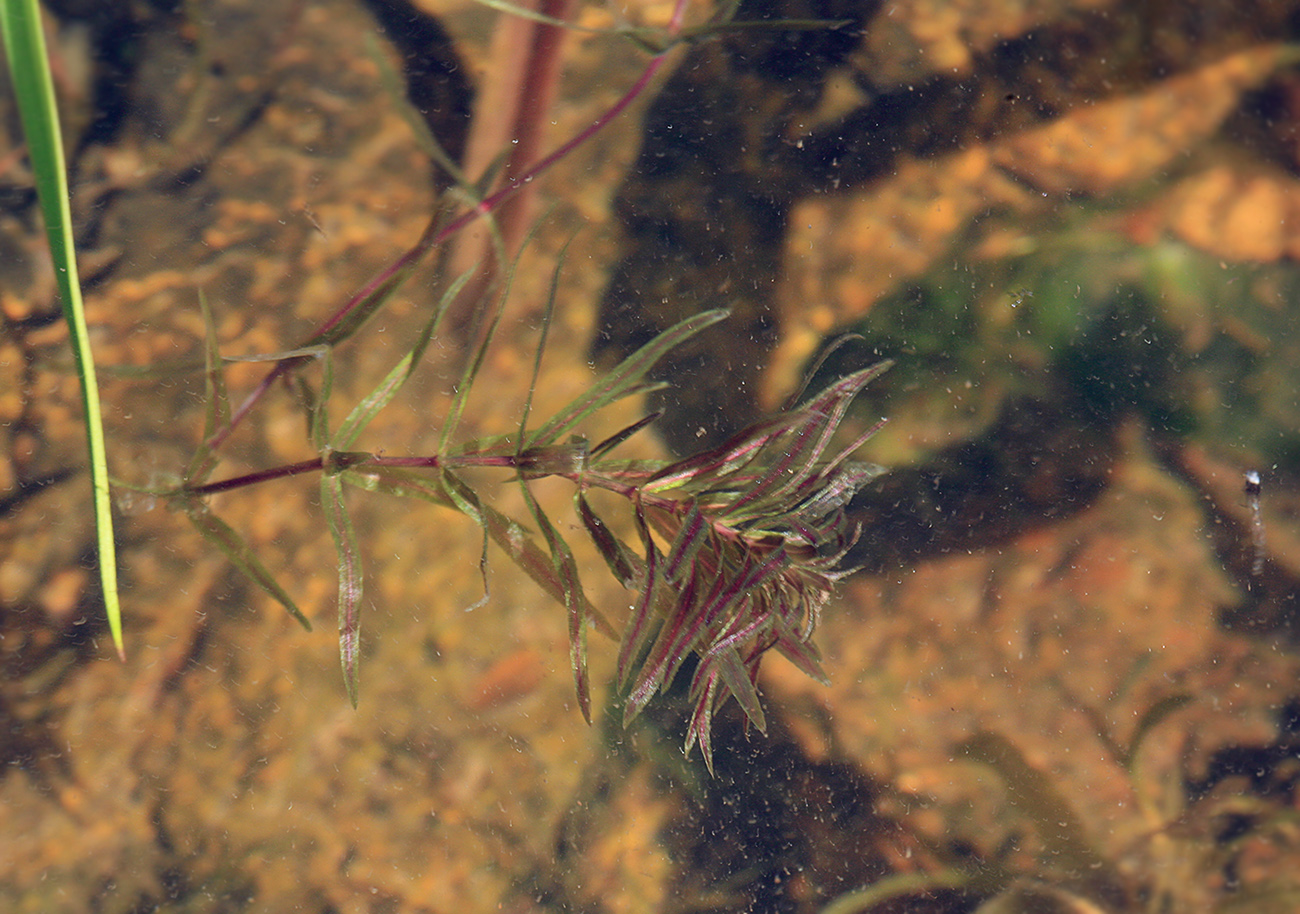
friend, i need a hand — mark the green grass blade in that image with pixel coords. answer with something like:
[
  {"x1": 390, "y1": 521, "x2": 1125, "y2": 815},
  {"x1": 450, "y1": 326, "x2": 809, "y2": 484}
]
[{"x1": 2, "y1": 0, "x2": 122, "y2": 656}]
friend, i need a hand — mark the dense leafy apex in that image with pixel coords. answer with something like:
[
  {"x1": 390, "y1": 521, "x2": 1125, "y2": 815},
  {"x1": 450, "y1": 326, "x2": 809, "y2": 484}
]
[{"x1": 575, "y1": 361, "x2": 891, "y2": 770}]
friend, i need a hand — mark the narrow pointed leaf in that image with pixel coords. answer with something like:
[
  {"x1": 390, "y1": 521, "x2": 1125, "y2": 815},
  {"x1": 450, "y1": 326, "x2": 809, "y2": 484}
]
[
  {"x1": 626, "y1": 571, "x2": 716, "y2": 720},
  {"x1": 352, "y1": 465, "x2": 513, "y2": 610},
  {"x1": 819, "y1": 419, "x2": 888, "y2": 481},
  {"x1": 527, "y1": 309, "x2": 729, "y2": 449},
  {"x1": 382, "y1": 466, "x2": 614, "y2": 637},
  {"x1": 366, "y1": 31, "x2": 469, "y2": 183},
  {"x1": 618, "y1": 500, "x2": 663, "y2": 688},
  {"x1": 516, "y1": 233, "x2": 576, "y2": 445},
  {"x1": 778, "y1": 331, "x2": 867, "y2": 411},
  {"x1": 518, "y1": 478, "x2": 592, "y2": 722},
  {"x1": 657, "y1": 575, "x2": 732, "y2": 688},
  {"x1": 794, "y1": 360, "x2": 892, "y2": 412},
  {"x1": 663, "y1": 501, "x2": 708, "y2": 582},
  {"x1": 704, "y1": 645, "x2": 766, "y2": 733},
  {"x1": 684, "y1": 676, "x2": 720, "y2": 775},
  {"x1": 590, "y1": 412, "x2": 661, "y2": 459},
  {"x1": 222, "y1": 345, "x2": 330, "y2": 363},
  {"x1": 471, "y1": 0, "x2": 581, "y2": 30},
  {"x1": 723, "y1": 406, "x2": 847, "y2": 520},
  {"x1": 696, "y1": 544, "x2": 790, "y2": 631},
  {"x1": 439, "y1": 290, "x2": 503, "y2": 449},
  {"x1": 343, "y1": 464, "x2": 456, "y2": 509},
  {"x1": 2, "y1": 0, "x2": 122, "y2": 656},
  {"x1": 440, "y1": 206, "x2": 551, "y2": 451},
  {"x1": 787, "y1": 456, "x2": 883, "y2": 523},
  {"x1": 437, "y1": 469, "x2": 493, "y2": 612},
  {"x1": 321, "y1": 474, "x2": 363, "y2": 706},
  {"x1": 1122, "y1": 693, "x2": 1194, "y2": 769},
  {"x1": 958, "y1": 730, "x2": 1117, "y2": 887},
  {"x1": 700, "y1": 610, "x2": 769, "y2": 662},
  {"x1": 577, "y1": 493, "x2": 638, "y2": 587},
  {"x1": 724, "y1": 364, "x2": 888, "y2": 520},
  {"x1": 636, "y1": 543, "x2": 792, "y2": 717},
  {"x1": 310, "y1": 344, "x2": 336, "y2": 453},
  {"x1": 773, "y1": 632, "x2": 829, "y2": 684},
  {"x1": 641, "y1": 415, "x2": 790, "y2": 494},
  {"x1": 303, "y1": 217, "x2": 443, "y2": 350},
  {"x1": 332, "y1": 263, "x2": 474, "y2": 450},
  {"x1": 198, "y1": 290, "x2": 231, "y2": 432},
  {"x1": 183, "y1": 502, "x2": 311, "y2": 631},
  {"x1": 184, "y1": 290, "x2": 233, "y2": 484}
]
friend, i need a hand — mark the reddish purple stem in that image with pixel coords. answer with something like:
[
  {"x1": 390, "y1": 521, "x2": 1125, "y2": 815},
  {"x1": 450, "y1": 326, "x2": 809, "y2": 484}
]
[
  {"x1": 203, "y1": 7, "x2": 685, "y2": 460},
  {"x1": 187, "y1": 451, "x2": 547, "y2": 497}
]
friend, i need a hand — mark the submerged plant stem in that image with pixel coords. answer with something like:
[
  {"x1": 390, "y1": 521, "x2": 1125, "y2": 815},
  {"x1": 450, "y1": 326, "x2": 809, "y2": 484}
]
[
  {"x1": 202, "y1": 1, "x2": 686, "y2": 458},
  {"x1": 184, "y1": 451, "x2": 557, "y2": 497}
]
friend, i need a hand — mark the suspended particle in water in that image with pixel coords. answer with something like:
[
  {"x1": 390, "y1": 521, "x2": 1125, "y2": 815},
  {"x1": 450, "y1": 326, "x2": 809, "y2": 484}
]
[{"x1": 1244, "y1": 470, "x2": 1265, "y2": 577}]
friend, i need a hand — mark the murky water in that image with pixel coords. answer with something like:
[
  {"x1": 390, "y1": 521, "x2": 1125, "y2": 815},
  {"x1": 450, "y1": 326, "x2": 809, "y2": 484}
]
[{"x1": 4, "y1": 1, "x2": 1300, "y2": 912}]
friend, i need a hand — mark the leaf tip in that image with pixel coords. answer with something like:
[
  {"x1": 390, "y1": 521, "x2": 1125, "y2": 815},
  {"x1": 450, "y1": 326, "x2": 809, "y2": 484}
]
[
  {"x1": 343, "y1": 662, "x2": 360, "y2": 708},
  {"x1": 105, "y1": 594, "x2": 125, "y2": 660}
]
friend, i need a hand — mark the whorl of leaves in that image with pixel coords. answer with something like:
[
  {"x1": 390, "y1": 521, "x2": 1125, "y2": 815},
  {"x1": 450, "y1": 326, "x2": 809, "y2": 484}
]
[{"x1": 580, "y1": 362, "x2": 890, "y2": 770}]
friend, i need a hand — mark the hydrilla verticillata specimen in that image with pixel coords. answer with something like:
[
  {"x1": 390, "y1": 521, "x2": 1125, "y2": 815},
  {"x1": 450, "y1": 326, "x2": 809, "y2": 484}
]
[
  {"x1": 6, "y1": 0, "x2": 881, "y2": 769},
  {"x1": 170, "y1": 300, "x2": 889, "y2": 769},
  {"x1": 98, "y1": 0, "x2": 884, "y2": 766}
]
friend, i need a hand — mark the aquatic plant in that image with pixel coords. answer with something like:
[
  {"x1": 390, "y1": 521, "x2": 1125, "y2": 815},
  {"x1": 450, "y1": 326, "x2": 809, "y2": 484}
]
[
  {"x1": 607, "y1": 362, "x2": 888, "y2": 764},
  {"x1": 169, "y1": 295, "x2": 888, "y2": 768},
  {"x1": 3, "y1": 0, "x2": 878, "y2": 764}
]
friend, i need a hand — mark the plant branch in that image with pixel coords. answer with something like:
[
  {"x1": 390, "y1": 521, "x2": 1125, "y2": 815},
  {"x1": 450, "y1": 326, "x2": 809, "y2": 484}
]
[{"x1": 203, "y1": 2, "x2": 687, "y2": 458}]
